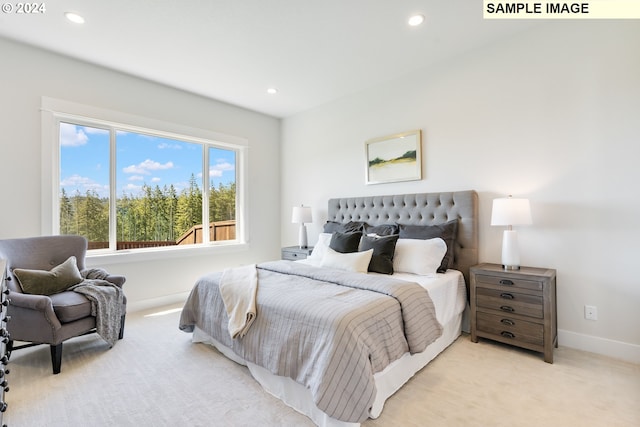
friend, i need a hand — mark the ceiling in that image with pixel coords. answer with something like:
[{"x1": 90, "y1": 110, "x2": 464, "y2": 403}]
[{"x1": 0, "y1": 1, "x2": 538, "y2": 118}]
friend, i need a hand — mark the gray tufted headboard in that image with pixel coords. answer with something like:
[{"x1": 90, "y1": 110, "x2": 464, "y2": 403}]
[{"x1": 328, "y1": 190, "x2": 478, "y2": 286}]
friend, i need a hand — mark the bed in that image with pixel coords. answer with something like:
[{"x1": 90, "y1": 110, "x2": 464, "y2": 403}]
[{"x1": 179, "y1": 190, "x2": 478, "y2": 426}]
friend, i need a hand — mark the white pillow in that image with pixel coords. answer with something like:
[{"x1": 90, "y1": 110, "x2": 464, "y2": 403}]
[
  {"x1": 393, "y1": 238, "x2": 447, "y2": 276},
  {"x1": 307, "y1": 233, "x2": 333, "y2": 261},
  {"x1": 320, "y1": 247, "x2": 373, "y2": 273}
]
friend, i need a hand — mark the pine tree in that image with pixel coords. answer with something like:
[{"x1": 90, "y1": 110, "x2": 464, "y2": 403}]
[
  {"x1": 176, "y1": 174, "x2": 202, "y2": 237},
  {"x1": 166, "y1": 185, "x2": 178, "y2": 240},
  {"x1": 59, "y1": 188, "x2": 74, "y2": 235}
]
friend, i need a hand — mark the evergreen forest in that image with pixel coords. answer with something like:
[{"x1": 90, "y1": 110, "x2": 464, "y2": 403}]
[{"x1": 59, "y1": 174, "x2": 236, "y2": 244}]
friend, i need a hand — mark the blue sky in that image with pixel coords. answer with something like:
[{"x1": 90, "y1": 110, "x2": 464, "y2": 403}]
[{"x1": 59, "y1": 122, "x2": 236, "y2": 199}]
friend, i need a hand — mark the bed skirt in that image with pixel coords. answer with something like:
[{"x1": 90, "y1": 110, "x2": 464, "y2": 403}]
[{"x1": 192, "y1": 310, "x2": 464, "y2": 427}]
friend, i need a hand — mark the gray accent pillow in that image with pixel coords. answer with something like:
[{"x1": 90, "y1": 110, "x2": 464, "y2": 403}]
[
  {"x1": 13, "y1": 256, "x2": 83, "y2": 296},
  {"x1": 359, "y1": 234, "x2": 399, "y2": 274},
  {"x1": 398, "y1": 220, "x2": 458, "y2": 273},
  {"x1": 323, "y1": 221, "x2": 365, "y2": 234},
  {"x1": 329, "y1": 231, "x2": 362, "y2": 253},
  {"x1": 363, "y1": 223, "x2": 399, "y2": 236}
]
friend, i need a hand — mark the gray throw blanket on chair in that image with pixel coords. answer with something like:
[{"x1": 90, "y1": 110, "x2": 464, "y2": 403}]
[{"x1": 69, "y1": 268, "x2": 125, "y2": 347}]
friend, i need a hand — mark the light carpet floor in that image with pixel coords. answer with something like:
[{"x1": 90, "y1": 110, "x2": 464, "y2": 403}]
[{"x1": 4, "y1": 303, "x2": 639, "y2": 427}]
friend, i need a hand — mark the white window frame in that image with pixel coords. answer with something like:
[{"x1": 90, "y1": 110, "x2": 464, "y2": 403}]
[{"x1": 41, "y1": 97, "x2": 249, "y2": 264}]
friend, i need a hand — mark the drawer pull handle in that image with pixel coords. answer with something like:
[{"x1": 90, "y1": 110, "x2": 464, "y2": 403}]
[
  {"x1": 499, "y1": 279, "x2": 514, "y2": 286},
  {"x1": 500, "y1": 305, "x2": 515, "y2": 312},
  {"x1": 501, "y1": 318, "x2": 515, "y2": 326},
  {"x1": 500, "y1": 293, "x2": 514, "y2": 300},
  {"x1": 501, "y1": 331, "x2": 515, "y2": 339}
]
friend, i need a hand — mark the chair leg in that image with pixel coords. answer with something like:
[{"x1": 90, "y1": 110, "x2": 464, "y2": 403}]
[
  {"x1": 50, "y1": 343, "x2": 63, "y2": 375},
  {"x1": 119, "y1": 313, "x2": 126, "y2": 340}
]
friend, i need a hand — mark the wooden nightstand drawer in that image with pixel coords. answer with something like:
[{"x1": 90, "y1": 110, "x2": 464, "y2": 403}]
[
  {"x1": 281, "y1": 246, "x2": 313, "y2": 261},
  {"x1": 476, "y1": 287, "x2": 543, "y2": 318},
  {"x1": 475, "y1": 273, "x2": 543, "y2": 292},
  {"x1": 470, "y1": 263, "x2": 557, "y2": 363},
  {"x1": 476, "y1": 312, "x2": 544, "y2": 346},
  {"x1": 282, "y1": 251, "x2": 306, "y2": 261}
]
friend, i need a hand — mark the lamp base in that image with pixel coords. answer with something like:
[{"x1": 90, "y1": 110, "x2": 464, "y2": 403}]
[
  {"x1": 501, "y1": 230, "x2": 521, "y2": 271},
  {"x1": 298, "y1": 224, "x2": 308, "y2": 249}
]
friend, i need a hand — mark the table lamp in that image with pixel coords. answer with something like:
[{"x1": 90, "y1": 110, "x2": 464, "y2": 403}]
[
  {"x1": 291, "y1": 205, "x2": 312, "y2": 248},
  {"x1": 491, "y1": 195, "x2": 532, "y2": 270}
]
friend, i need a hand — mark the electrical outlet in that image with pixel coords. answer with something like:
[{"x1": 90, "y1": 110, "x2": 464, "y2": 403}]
[{"x1": 585, "y1": 305, "x2": 598, "y2": 321}]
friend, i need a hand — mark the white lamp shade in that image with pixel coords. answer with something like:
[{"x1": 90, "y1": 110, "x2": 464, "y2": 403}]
[
  {"x1": 491, "y1": 197, "x2": 532, "y2": 226},
  {"x1": 291, "y1": 206, "x2": 312, "y2": 224}
]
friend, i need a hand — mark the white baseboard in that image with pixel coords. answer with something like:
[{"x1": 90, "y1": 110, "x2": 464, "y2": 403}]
[
  {"x1": 127, "y1": 292, "x2": 190, "y2": 313},
  {"x1": 559, "y1": 329, "x2": 640, "y2": 364}
]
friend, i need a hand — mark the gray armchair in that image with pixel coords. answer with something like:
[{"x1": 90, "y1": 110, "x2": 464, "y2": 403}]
[{"x1": 0, "y1": 235, "x2": 126, "y2": 374}]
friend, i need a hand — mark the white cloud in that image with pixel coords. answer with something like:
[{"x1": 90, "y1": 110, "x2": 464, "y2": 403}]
[
  {"x1": 60, "y1": 174, "x2": 109, "y2": 197},
  {"x1": 129, "y1": 175, "x2": 145, "y2": 181},
  {"x1": 172, "y1": 181, "x2": 190, "y2": 193},
  {"x1": 61, "y1": 174, "x2": 92, "y2": 187},
  {"x1": 60, "y1": 123, "x2": 89, "y2": 147},
  {"x1": 209, "y1": 161, "x2": 234, "y2": 177},
  {"x1": 124, "y1": 183, "x2": 142, "y2": 193},
  {"x1": 123, "y1": 159, "x2": 174, "y2": 175},
  {"x1": 151, "y1": 177, "x2": 161, "y2": 182}
]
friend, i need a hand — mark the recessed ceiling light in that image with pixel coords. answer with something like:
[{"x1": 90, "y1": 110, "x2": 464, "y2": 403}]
[
  {"x1": 65, "y1": 12, "x2": 85, "y2": 24},
  {"x1": 408, "y1": 14, "x2": 424, "y2": 26},
  {"x1": 266, "y1": 88, "x2": 278, "y2": 95}
]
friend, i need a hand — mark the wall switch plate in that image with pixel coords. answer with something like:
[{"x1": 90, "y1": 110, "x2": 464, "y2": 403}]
[{"x1": 585, "y1": 305, "x2": 598, "y2": 321}]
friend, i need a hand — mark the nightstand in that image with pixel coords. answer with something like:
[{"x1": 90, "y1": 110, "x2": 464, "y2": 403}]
[
  {"x1": 281, "y1": 246, "x2": 313, "y2": 261},
  {"x1": 470, "y1": 263, "x2": 557, "y2": 363}
]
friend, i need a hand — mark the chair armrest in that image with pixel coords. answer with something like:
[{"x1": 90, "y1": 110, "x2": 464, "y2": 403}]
[
  {"x1": 104, "y1": 274, "x2": 126, "y2": 288},
  {"x1": 8, "y1": 291, "x2": 54, "y2": 311},
  {"x1": 7, "y1": 291, "x2": 62, "y2": 329},
  {"x1": 80, "y1": 268, "x2": 126, "y2": 288}
]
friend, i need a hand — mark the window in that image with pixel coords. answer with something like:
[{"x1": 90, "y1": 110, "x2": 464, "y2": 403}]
[{"x1": 43, "y1": 98, "x2": 247, "y2": 254}]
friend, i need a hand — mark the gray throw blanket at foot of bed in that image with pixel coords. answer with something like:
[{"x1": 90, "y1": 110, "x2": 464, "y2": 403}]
[{"x1": 70, "y1": 270, "x2": 125, "y2": 347}]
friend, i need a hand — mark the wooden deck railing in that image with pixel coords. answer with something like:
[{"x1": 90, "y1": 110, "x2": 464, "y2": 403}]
[
  {"x1": 87, "y1": 220, "x2": 236, "y2": 250},
  {"x1": 175, "y1": 220, "x2": 236, "y2": 245},
  {"x1": 88, "y1": 241, "x2": 178, "y2": 250}
]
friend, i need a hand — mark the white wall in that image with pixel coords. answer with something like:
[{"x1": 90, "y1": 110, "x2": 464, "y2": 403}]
[
  {"x1": 0, "y1": 37, "x2": 282, "y2": 310},
  {"x1": 281, "y1": 22, "x2": 640, "y2": 362}
]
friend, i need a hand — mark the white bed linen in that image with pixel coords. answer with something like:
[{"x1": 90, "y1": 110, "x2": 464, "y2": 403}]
[{"x1": 191, "y1": 267, "x2": 467, "y2": 427}]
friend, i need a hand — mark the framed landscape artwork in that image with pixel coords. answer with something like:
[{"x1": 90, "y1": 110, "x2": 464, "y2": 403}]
[{"x1": 365, "y1": 129, "x2": 422, "y2": 185}]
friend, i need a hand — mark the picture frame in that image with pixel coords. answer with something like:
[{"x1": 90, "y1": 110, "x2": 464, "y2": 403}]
[{"x1": 365, "y1": 129, "x2": 422, "y2": 185}]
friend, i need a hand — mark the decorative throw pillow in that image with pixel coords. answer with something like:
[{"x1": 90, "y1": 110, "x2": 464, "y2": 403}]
[
  {"x1": 329, "y1": 231, "x2": 362, "y2": 253},
  {"x1": 307, "y1": 233, "x2": 333, "y2": 261},
  {"x1": 398, "y1": 220, "x2": 459, "y2": 272},
  {"x1": 13, "y1": 256, "x2": 83, "y2": 296},
  {"x1": 323, "y1": 221, "x2": 365, "y2": 234},
  {"x1": 363, "y1": 223, "x2": 399, "y2": 236},
  {"x1": 320, "y1": 247, "x2": 373, "y2": 273},
  {"x1": 358, "y1": 234, "x2": 399, "y2": 274},
  {"x1": 393, "y1": 238, "x2": 447, "y2": 276}
]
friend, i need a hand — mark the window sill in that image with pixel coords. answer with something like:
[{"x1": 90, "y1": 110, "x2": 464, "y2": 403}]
[{"x1": 85, "y1": 241, "x2": 249, "y2": 266}]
